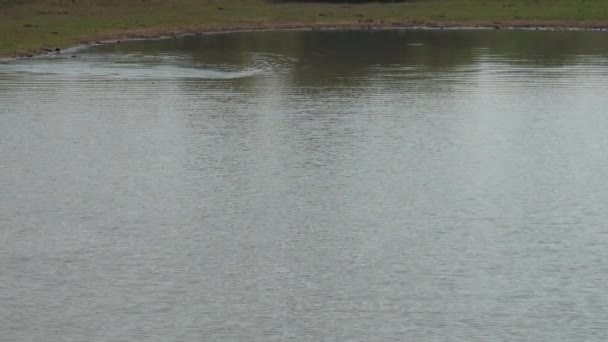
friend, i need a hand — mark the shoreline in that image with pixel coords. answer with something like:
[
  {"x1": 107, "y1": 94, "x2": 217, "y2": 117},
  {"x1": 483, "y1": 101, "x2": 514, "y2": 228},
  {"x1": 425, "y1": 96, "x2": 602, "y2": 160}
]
[{"x1": 4, "y1": 19, "x2": 608, "y2": 61}]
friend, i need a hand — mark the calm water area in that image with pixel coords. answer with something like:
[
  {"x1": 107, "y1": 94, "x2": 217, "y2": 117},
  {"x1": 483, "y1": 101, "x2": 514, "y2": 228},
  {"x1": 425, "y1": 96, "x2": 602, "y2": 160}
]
[{"x1": 2, "y1": 29, "x2": 608, "y2": 341}]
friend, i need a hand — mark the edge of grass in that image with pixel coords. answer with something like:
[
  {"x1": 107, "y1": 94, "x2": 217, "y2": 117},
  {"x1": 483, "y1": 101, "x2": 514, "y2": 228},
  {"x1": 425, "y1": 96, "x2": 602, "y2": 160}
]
[{"x1": 2, "y1": 0, "x2": 608, "y2": 58}]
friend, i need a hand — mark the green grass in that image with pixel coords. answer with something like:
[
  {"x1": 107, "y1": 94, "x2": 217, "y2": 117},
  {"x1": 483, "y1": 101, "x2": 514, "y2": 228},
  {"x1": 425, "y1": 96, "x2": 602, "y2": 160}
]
[{"x1": 2, "y1": 0, "x2": 608, "y2": 56}]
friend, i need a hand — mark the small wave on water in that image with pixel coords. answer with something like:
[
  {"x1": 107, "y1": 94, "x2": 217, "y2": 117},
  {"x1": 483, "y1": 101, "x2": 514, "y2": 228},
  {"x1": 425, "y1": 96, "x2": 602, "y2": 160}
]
[
  {"x1": 0, "y1": 53, "x2": 265, "y2": 80},
  {"x1": 246, "y1": 52, "x2": 297, "y2": 72}
]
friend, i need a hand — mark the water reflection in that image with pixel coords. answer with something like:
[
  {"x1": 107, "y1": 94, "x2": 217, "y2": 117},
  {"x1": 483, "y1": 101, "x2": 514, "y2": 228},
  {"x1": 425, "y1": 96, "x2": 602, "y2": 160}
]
[{"x1": 2, "y1": 29, "x2": 608, "y2": 341}]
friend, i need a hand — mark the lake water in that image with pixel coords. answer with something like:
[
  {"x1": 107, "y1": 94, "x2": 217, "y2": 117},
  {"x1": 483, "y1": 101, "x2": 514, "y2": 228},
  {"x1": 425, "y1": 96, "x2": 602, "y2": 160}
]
[{"x1": 2, "y1": 29, "x2": 608, "y2": 341}]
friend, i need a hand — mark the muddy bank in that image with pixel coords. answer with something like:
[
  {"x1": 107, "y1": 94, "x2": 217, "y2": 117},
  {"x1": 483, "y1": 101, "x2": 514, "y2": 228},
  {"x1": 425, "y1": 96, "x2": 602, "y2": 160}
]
[{"x1": 5, "y1": 19, "x2": 608, "y2": 60}]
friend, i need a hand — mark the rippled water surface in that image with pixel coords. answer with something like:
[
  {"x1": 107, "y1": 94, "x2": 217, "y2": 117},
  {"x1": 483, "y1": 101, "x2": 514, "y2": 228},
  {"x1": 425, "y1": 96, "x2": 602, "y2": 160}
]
[{"x1": 2, "y1": 29, "x2": 608, "y2": 341}]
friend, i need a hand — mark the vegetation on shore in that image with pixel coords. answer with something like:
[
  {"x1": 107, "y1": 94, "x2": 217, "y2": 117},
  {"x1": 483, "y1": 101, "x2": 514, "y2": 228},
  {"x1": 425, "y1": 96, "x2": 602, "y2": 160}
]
[{"x1": 2, "y1": 0, "x2": 608, "y2": 57}]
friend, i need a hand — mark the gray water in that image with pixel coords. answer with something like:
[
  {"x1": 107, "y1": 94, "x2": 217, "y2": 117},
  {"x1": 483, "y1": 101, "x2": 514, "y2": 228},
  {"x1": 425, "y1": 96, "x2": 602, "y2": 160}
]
[{"x1": 2, "y1": 29, "x2": 608, "y2": 341}]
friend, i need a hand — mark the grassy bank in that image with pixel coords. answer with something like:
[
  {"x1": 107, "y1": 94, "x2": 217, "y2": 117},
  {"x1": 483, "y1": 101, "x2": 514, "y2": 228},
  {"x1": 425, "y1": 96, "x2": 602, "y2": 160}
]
[{"x1": 2, "y1": 0, "x2": 608, "y2": 56}]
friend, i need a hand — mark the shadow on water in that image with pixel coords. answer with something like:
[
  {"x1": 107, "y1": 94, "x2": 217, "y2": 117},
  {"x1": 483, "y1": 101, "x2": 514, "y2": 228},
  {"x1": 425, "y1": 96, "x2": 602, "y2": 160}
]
[
  {"x1": 86, "y1": 28, "x2": 608, "y2": 72},
  {"x1": 4, "y1": 29, "x2": 608, "y2": 89}
]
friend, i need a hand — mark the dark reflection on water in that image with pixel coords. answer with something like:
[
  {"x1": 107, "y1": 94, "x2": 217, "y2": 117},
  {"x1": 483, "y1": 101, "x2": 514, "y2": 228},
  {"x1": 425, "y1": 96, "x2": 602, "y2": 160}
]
[{"x1": 2, "y1": 29, "x2": 608, "y2": 341}]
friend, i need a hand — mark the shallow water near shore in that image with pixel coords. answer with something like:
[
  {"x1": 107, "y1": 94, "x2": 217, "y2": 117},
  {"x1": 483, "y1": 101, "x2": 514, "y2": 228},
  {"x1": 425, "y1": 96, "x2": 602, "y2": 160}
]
[{"x1": 2, "y1": 29, "x2": 608, "y2": 341}]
